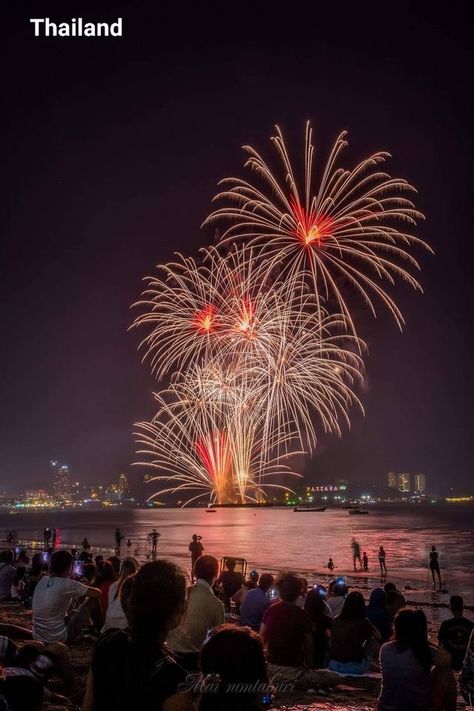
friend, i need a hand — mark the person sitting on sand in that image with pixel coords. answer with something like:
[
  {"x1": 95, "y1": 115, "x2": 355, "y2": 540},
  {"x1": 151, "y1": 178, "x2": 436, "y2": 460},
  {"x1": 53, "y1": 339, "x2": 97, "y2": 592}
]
[
  {"x1": 379, "y1": 609, "x2": 456, "y2": 711},
  {"x1": 168, "y1": 555, "x2": 225, "y2": 672},
  {"x1": 366, "y1": 588, "x2": 392, "y2": 643},
  {"x1": 438, "y1": 595, "x2": 474, "y2": 671},
  {"x1": 460, "y1": 627, "x2": 474, "y2": 705},
  {"x1": 10, "y1": 567, "x2": 26, "y2": 602},
  {"x1": 385, "y1": 589, "x2": 406, "y2": 622},
  {"x1": 231, "y1": 569, "x2": 260, "y2": 608},
  {"x1": 217, "y1": 558, "x2": 244, "y2": 612},
  {"x1": 304, "y1": 587, "x2": 332, "y2": 668},
  {"x1": 84, "y1": 560, "x2": 194, "y2": 711},
  {"x1": 0, "y1": 551, "x2": 16, "y2": 602},
  {"x1": 326, "y1": 578, "x2": 347, "y2": 618},
  {"x1": 102, "y1": 557, "x2": 139, "y2": 632},
  {"x1": 328, "y1": 591, "x2": 380, "y2": 674},
  {"x1": 327, "y1": 557, "x2": 334, "y2": 571},
  {"x1": 260, "y1": 571, "x2": 312, "y2": 668},
  {"x1": 93, "y1": 561, "x2": 116, "y2": 621},
  {"x1": 199, "y1": 625, "x2": 269, "y2": 711},
  {"x1": 239, "y1": 573, "x2": 274, "y2": 631},
  {"x1": 32, "y1": 549, "x2": 101, "y2": 644}
]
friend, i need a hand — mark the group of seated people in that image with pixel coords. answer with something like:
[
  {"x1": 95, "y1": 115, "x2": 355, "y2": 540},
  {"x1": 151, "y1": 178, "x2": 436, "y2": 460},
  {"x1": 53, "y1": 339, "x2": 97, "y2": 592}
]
[{"x1": 0, "y1": 547, "x2": 473, "y2": 710}]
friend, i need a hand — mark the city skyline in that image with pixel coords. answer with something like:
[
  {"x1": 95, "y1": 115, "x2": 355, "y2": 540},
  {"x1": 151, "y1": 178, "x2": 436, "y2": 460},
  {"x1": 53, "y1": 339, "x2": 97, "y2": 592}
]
[{"x1": 0, "y1": 4, "x2": 473, "y2": 493}]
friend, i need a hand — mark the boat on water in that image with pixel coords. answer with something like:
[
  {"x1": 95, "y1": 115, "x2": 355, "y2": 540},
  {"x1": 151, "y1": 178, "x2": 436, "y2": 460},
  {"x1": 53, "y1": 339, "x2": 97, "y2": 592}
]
[
  {"x1": 348, "y1": 508, "x2": 369, "y2": 515},
  {"x1": 293, "y1": 505, "x2": 327, "y2": 512}
]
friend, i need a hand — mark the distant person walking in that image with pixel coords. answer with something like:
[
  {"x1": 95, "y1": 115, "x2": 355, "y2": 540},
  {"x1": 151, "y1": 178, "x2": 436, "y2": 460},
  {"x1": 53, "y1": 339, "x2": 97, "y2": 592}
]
[
  {"x1": 43, "y1": 527, "x2": 51, "y2": 549},
  {"x1": 362, "y1": 551, "x2": 369, "y2": 572},
  {"x1": 351, "y1": 538, "x2": 361, "y2": 571},
  {"x1": 114, "y1": 528, "x2": 123, "y2": 550},
  {"x1": 378, "y1": 546, "x2": 387, "y2": 575},
  {"x1": 188, "y1": 534, "x2": 204, "y2": 581},
  {"x1": 149, "y1": 528, "x2": 160, "y2": 557},
  {"x1": 429, "y1": 545, "x2": 442, "y2": 589}
]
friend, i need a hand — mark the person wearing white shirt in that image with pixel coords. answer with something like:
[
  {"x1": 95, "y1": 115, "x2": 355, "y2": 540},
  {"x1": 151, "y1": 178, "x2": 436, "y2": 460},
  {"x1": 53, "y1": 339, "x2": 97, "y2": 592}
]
[
  {"x1": 32, "y1": 550, "x2": 100, "y2": 644},
  {"x1": 101, "y1": 557, "x2": 139, "y2": 632},
  {"x1": 167, "y1": 555, "x2": 225, "y2": 671}
]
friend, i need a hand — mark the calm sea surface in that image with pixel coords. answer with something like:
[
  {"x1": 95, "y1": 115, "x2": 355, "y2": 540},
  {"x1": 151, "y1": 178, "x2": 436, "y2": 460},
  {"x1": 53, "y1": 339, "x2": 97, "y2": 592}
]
[{"x1": 1, "y1": 505, "x2": 473, "y2": 608}]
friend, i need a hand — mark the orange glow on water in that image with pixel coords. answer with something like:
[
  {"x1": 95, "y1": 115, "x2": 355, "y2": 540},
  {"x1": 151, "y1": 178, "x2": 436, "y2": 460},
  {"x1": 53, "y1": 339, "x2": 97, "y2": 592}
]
[{"x1": 290, "y1": 197, "x2": 334, "y2": 247}]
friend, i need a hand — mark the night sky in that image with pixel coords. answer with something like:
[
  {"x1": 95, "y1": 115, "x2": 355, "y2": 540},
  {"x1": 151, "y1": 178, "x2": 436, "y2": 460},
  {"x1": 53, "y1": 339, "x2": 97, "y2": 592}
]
[{"x1": 1, "y1": 1, "x2": 472, "y2": 495}]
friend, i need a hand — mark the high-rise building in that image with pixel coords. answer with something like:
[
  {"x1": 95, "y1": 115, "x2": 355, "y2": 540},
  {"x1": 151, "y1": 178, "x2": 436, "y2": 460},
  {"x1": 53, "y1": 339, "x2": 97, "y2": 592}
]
[
  {"x1": 118, "y1": 473, "x2": 128, "y2": 494},
  {"x1": 51, "y1": 461, "x2": 70, "y2": 498},
  {"x1": 387, "y1": 472, "x2": 398, "y2": 489},
  {"x1": 414, "y1": 473, "x2": 426, "y2": 494},
  {"x1": 398, "y1": 472, "x2": 411, "y2": 492}
]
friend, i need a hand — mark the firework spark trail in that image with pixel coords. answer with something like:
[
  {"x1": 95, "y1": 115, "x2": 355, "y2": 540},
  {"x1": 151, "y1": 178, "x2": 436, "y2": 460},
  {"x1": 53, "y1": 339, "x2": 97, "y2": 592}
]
[
  {"x1": 135, "y1": 388, "x2": 303, "y2": 505},
  {"x1": 204, "y1": 122, "x2": 431, "y2": 335},
  {"x1": 132, "y1": 125, "x2": 429, "y2": 506}
]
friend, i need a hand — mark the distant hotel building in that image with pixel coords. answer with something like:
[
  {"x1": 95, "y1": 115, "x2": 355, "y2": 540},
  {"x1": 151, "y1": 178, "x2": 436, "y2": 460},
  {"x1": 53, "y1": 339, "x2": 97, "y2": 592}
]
[
  {"x1": 387, "y1": 472, "x2": 398, "y2": 489},
  {"x1": 51, "y1": 460, "x2": 70, "y2": 498},
  {"x1": 387, "y1": 471, "x2": 426, "y2": 494},
  {"x1": 414, "y1": 473, "x2": 426, "y2": 493}
]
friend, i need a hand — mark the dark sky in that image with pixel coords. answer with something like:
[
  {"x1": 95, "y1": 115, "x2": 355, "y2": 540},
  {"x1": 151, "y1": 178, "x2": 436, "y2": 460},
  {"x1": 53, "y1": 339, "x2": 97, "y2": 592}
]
[{"x1": 0, "y1": 1, "x2": 473, "y2": 495}]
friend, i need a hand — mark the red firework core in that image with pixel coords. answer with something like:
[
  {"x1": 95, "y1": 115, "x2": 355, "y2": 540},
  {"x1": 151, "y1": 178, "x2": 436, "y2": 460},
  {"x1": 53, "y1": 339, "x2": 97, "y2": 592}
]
[
  {"x1": 236, "y1": 298, "x2": 254, "y2": 336},
  {"x1": 193, "y1": 305, "x2": 217, "y2": 333},
  {"x1": 290, "y1": 197, "x2": 334, "y2": 247}
]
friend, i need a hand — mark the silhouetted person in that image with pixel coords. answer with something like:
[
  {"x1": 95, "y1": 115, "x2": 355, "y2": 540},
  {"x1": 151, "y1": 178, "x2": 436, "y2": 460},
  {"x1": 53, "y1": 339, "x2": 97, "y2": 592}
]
[
  {"x1": 114, "y1": 528, "x2": 123, "y2": 550},
  {"x1": 362, "y1": 552, "x2": 369, "y2": 572},
  {"x1": 217, "y1": 558, "x2": 244, "y2": 612},
  {"x1": 429, "y1": 545, "x2": 442, "y2": 589},
  {"x1": 51, "y1": 528, "x2": 57, "y2": 548},
  {"x1": 149, "y1": 529, "x2": 160, "y2": 557},
  {"x1": 438, "y1": 595, "x2": 474, "y2": 670},
  {"x1": 43, "y1": 528, "x2": 51, "y2": 549},
  {"x1": 351, "y1": 538, "x2": 361, "y2": 571},
  {"x1": 379, "y1": 546, "x2": 387, "y2": 575},
  {"x1": 189, "y1": 534, "x2": 204, "y2": 581},
  {"x1": 327, "y1": 558, "x2": 334, "y2": 571}
]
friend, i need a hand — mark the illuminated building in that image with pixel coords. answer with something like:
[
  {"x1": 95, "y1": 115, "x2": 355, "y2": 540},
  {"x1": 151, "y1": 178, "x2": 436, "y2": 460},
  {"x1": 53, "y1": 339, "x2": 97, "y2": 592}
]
[
  {"x1": 414, "y1": 473, "x2": 426, "y2": 494},
  {"x1": 387, "y1": 472, "x2": 398, "y2": 489},
  {"x1": 51, "y1": 461, "x2": 70, "y2": 498},
  {"x1": 118, "y1": 473, "x2": 128, "y2": 494},
  {"x1": 398, "y1": 472, "x2": 411, "y2": 492}
]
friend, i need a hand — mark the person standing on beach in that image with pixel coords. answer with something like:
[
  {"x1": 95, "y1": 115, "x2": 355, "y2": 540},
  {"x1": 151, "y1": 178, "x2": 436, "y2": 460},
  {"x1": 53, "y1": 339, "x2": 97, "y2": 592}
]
[
  {"x1": 114, "y1": 528, "x2": 123, "y2": 551},
  {"x1": 188, "y1": 534, "x2": 204, "y2": 581},
  {"x1": 149, "y1": 529, "x2": 160, "y2": 557},
  {"x1": 429, "y1": 545, "x2": 442, "y2": 589},
  {"x1": 351, "y1": 538, "x2": 362, "y2": 571},
  {"x1": 378, "y1": 546, "x2": 387, "y2": 575}
]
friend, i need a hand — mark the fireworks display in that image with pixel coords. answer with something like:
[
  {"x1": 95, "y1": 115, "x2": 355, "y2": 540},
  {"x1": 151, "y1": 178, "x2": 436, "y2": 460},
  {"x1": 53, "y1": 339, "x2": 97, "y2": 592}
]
[{"x1": 132, "y1": 124, "x2": 429, "y2": 506}]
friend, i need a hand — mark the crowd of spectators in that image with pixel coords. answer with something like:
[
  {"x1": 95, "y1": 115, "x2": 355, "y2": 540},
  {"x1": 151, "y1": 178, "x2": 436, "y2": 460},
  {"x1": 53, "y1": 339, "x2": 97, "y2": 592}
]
[{"x1": 0, "y1": 545, "x2": 473, "y2": 710}]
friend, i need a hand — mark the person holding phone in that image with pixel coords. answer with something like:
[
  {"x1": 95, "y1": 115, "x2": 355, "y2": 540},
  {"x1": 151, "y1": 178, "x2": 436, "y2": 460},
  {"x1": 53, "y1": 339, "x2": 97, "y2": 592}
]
[{"x1": 32, "y1": 550, "x2": 100, "y2": 644}]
